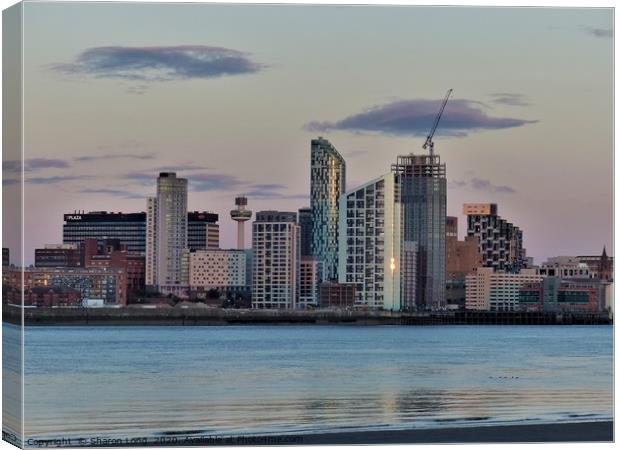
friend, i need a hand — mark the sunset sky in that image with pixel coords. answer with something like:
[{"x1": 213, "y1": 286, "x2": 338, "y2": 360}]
[{"x1": 3, "y1": 3, "x2": 613, "y2": 265}]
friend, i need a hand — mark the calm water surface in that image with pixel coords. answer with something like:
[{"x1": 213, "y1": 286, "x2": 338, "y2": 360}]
[{"x1": 8, "y1": 324, "x2": 613, "y2": 441}]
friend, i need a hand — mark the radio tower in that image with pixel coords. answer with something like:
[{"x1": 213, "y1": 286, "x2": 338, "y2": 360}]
[{"x1": 230, "y1": 196, "x2": 252, "y2": 249}]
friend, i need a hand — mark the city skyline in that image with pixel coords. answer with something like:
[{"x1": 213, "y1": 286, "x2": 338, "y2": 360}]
[{"x1": 2, "y1": 4, "x2": 613, "y2": 265}]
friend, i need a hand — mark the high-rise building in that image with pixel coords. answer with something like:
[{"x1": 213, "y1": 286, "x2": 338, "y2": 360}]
[
  {"x1": 230, "y1": 196, "x2": 252, "y2": 250},
  {"x1": 311, "y1": 137, "x2": 346, "y2": 282},
  {"x1": 146, "y1": 173, "x2": 188, "y2": 291},
  {"x1": 187, "y1": 211, "x2": 219, "y2": 250},
  {"x1": 251, "y1": 211, "x2": 300, "y2": 309},
  {"x1": 338, "y1": 173, "x2": 405, "y2": 310},
  {"x1": 465, "y1": 267, "x2": 542, "y2": 311},
  {"x1": 463, "y1": 203, "x2": 526, "y2": 273},
  {"x1": 392, "y1": 154, "x2": 447, "y2": 310},
  {"x1": 3, "y1": 248, "x2": 9, "y2": 267},
  {"x1": 446, "y1": 216, "x2": 482, "y2": 310},
  {"x1": 63, "y1": 211, "x2": 146, "y2": 253},
  {"x1": 298, "y1": 207, "x2": 313, "y2": 257}
]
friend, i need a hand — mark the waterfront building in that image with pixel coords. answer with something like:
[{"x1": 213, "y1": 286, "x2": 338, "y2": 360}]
[
  {"x1": 3, "y1": 266, "x2": 127, "y2": 305},
  {"x1": 311, "y1": 137, "x2": 346, "y2": 282},
  {"x1": 299, "y1": 257, "x2": 319, "y2": 308},
  {"x1": 3, "y1": 285, "x2": 81, "y2": 308},
  {"x1": 34, "y1": 244, "x2": 81, "y2": 268},
  {"x1": 577, "y1": 248, "x2": 614, "y2": 281},
  {"x1": 519, "y1": 277, "x2": 602, "y2": 313},
  {"x1": 146, "y1": 173, "x2": 188, "y2": 292},
  {"x1": 463, "y1": 203, "x2": 526, "y2": 273},
  {"x1": 230, "y1": 196, "x2": 252, "y2": 250},
  {"x1": 251, "y1": 211, "x2": 300, "y2": 309},
  {"x1": 446, "y1": 216, "x2": 482, "y2": 310},
  {"x1": 298, "y1": 207, "x2": 313, "y2": 257},
  {"x1": 465, "y1": 267, "x2": 542, "y2": 311},
  {"x1": 188, "y1": 211, "x2": 219, "y2": 251},
  {"x1": 82, "y1": 238, "x2": 145, "y2": 294},
  {"x1": 318, "y1": 282, "x2": 357, "y2": 309},
  {"x1": 3, "y1": 248, "x2": 9, "y2": 267},
  {"x1": 537, "y1": 256, "x2": 591, "y2": 279},
  {"x1": 392, "y1": 153, "x2": 447, "y2": 310},
  {"x1": 63, "y1": 211, "x2": 146, "y2": 254},
  {"x1": 188, "y1": 249, "x2": 247, "y2": 297},
  {"x1": 338, "y1": 173, "x2": 405, "y2": 311}
]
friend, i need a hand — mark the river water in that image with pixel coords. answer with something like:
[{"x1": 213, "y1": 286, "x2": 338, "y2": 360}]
[{"x1": 4, "y1": 324, "x2": 613, "y2": 445}]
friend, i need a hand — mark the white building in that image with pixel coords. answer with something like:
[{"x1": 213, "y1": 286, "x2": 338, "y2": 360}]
[
  {"x1": 338, "y1": 173, "x2": 408, "y2": 311},
  {"x1": 251, "y1": 211, "x2": 300, "y2": 309},
  {"x1": 189, "y1": 249, "x2": 246, "y2": 290},
  {"x1": 466, "y1": 267, "x2": 542, "y2": 311},
  {"x1": 538, "y1": 256, "x2": 591, "y2": 279},
  {"x1": 146, "y1": 172, "x2": 188, "y2": 292}
]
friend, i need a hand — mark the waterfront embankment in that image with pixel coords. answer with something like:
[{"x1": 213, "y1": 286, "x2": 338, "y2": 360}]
[{"x1": 3, "y1": 305, "x2": 612, "y2": 326}]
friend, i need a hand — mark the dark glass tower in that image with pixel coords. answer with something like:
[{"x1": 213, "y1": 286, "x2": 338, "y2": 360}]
[
  {"x1": 392, "y1": 153, "x2": 447, "y2": 310},
  {"x1": 310, "y1": 137, "x2": 346, "y2": 282}
]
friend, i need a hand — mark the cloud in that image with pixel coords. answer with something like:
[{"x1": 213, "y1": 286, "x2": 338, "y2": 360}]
[
  {"x1": 155, "y1": 164, "x2": 211, "y2": 172},
  {"x1": 27, "y1": 176, "x2": 92, "y2": 185},
  {"x1": 4, "y1": 158, "x2": 71, "y2": 173},
  {"x1": 344, "y1": 149, "x2": 368, "y2": 158},
  {"x1": 49, "y1": 45, "x2": 264, "y2": 82},
  {"x1": 190, "y1": 173, "x2": 243, "y2": 192},
  {"x1": 306, "y1": 98, "x2": 538, "y2": 137},
  {"x1": 586, "y1": 27, "x2": 613, "y2": 38},
  {"x1": 75, "y1": 153, "x2": 156, "y2": 162},
  {"x1": 450, "y1": 178, "x2": 516, "y2": 194},
  {"x1": 79, "y1": 188, "x2": 145, "y2": 199},
  {"x1": 3, "y1": 178, "x2": 20, "y2": 186},
  {"x1": 489, "y1": 93, "x2": 529, "y2": 107}
]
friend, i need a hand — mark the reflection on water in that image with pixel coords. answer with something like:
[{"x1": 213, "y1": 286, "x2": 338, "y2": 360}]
[
  {"x1": 13, "y1": 324, "x2": 612, "y2": 444},
  {"x1": 3, "y1": 323, "x2": 23, "y2": 446}
]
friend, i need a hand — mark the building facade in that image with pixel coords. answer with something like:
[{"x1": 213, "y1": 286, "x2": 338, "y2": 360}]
[
  {"x1": 465, "y1": 267, "x2": 542, "y2": 311},
  {"x1": 318, "y1": 282, "x2": 356, "y2": 309},
  {"x1": 463, "y1": 203, "x2": 526, "y2": 273},
  {"x1": 537, "y1": 256, "x2": 591, "y2": 279},
  {"x1": 188, "y1": 249, "x2": 247, "y2": 295},
  {"x1": 310, "y1": 137, "x2": 346, "y2": 282},
  {"x1": 188, "y1": 212, "x2": 219, "y2": 251},
  {"x1": 299, "y1": 257, "x2": 319, "y2": 308},
  {"x1": 338, "y1": 173, "x2": 404, "y2": 310},
  {"x1": 82, "y1": 238, "x2": 145, "y2": 294},
  {"x1": 63, "y1": 211, "x2": 146, "y2": 254},
  {"x1": 146, "y1": 172, "x2": 188, "y2": 291},
  {"x1": 392, "y1": 154, "x2": 447, "y2": 310},
  {"x1": 251, "y1": 211, "x2": 300, "y2": 309},
  {"x1": 446, "y1": 216, "x2": 482, "y2": 310},
  {"x1": 519, "y1": 277, "x2": 602, "y2": 313},
  {"x1": 34, "y1": 244, "x2": 81, "y2": 268},
  {"x1": 298, "y1": 207, "x2": 313, "y2": 257}
]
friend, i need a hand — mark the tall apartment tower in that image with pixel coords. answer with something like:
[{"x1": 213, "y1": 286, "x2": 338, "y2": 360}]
[
  {"x1": 463, "y1": 203, "x2": 526, "y2": 273},
  {"x1": 338, "y1": 173, "x2": 408, "y2": 311},
  {"x1": 251, "y1": 211, "x2": 300, "y2": 309},
  {"x1": 230, "y1": 196, "x2": 252, "y2": 249},
  {"x1": 310, "y1": 137, "x2": 346, "y2": 282},
  {"x1": 146, "y1": 172, "x2": 188, "y2": 290},
  {"x1": 392, "y1": 154, "x2": 447, "y2": 310}
]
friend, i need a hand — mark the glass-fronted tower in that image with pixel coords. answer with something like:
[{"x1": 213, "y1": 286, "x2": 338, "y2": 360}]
[
  {"x1": 392, "y1": 154, "x2": 447, "y2": 310},
  {"x1": 310, "y1": 137, "x2": 346, "y2": 282}
]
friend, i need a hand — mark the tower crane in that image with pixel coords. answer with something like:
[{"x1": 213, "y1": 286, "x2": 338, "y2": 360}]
[{"x1": 422, "y1": 89, "x2": 453, "y2": 158}]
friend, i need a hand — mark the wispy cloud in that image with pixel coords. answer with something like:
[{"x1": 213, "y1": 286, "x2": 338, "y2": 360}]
[
  {"x1": 27, "y1": 175, "x2": 92, "y2": 185},
  {"x1": 450, "y1": 178, "x2": 516, "y2": 194},
  {"x1": 3, "y1": 178, "x2": 20, "y2": 186},
  {"x1": 154, "y1": 164, "x2": 211, "y2": 172},
  {"x1": 79, "y1": 188, "x2": 145, "y2": 199},
  {"x1": 190, "y1": 173, "x2": 243, "y2": 192},
  {"x1": 75, "y1": 153, "x2": 156, "y2": 162},
  {"x1": 49, "y1": 45, "x2": 264, "y2": 83},
  {"x1": 489, "y1": 93, "x2": 529, "y2": 107},
  {"x1": 586, "y1": 27, "x2": 613, "y2": 38},
  {"x1": 4, "y1": 158, "x2": 71, "y2": 173},
  {"x1": 306, "y1": 98, "x2": 538, "y2": 137}
]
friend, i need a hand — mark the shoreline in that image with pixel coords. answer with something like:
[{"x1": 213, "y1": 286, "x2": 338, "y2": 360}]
[
  {"x1": 3, "y1": 305, "x2": 613, "y2": 326},
  {"x1": 17, "y1": 421, "x2": 614, "y2": 446}
]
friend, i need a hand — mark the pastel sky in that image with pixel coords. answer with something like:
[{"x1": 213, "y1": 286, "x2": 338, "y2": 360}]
[{"x1": 3, "y1": 3, "x2": 613, "y2": 265}]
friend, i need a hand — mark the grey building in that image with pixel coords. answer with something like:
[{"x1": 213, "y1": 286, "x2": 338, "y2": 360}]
[
  {"x1": 298, "y1": 207, "x2": 313, "y2": 257},
  {"x1": 310, "y1": 137, "x2": 346, "y2": 282},
  {"x1": 146, "y1": 172, "x2": 188, "y2": 292},
  {"x1": 187, "y1": 211, "x2": 219, "y2": 251},
  {"x1": 392, "y1": 154, "x2": 447, "y2": 310}
]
